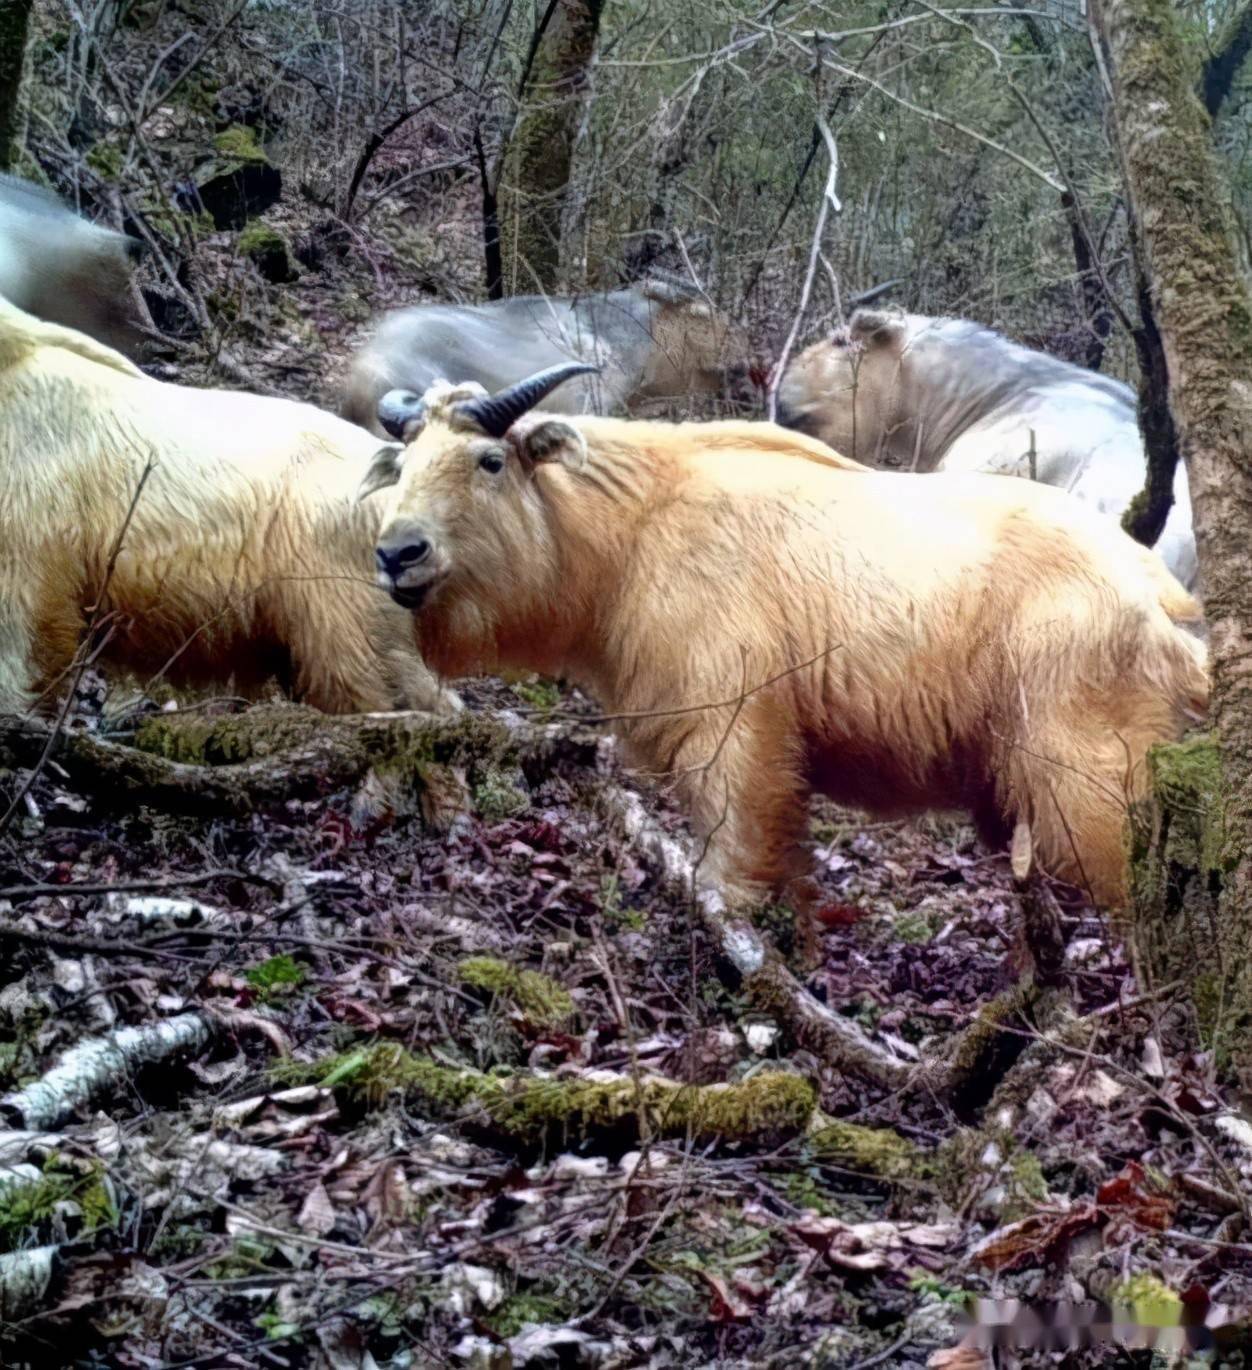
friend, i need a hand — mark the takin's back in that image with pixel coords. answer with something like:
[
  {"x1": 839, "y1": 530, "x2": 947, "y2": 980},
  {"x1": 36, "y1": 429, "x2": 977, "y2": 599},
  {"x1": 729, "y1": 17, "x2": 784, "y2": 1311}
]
[{"x1": 573, "y1": 419, "x2": 1206, "y2": 713}]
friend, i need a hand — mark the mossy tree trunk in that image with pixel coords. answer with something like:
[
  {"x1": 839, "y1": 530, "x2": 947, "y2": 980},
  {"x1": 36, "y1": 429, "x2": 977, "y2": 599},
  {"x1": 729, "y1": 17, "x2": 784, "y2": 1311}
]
[
  {"x1": 1094, "y1": 0, "x2": 1252, "y2": 1064},
  {"x1": 503, "y1": 0, "x2": 605, "y2": 293},
  {"x1": 0, "y1": 0, "x2": 33, "y2": 171}
]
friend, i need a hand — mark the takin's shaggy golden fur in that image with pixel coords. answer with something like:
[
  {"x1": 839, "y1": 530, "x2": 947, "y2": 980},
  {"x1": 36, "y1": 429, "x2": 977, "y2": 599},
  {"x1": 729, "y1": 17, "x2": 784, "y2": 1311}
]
[
  {"x1": 0, "y1": 298, "x2": 447, "y2": 716},
  {"x1": 365, "y1": 378, "x2": 1208, "y2": 917}
]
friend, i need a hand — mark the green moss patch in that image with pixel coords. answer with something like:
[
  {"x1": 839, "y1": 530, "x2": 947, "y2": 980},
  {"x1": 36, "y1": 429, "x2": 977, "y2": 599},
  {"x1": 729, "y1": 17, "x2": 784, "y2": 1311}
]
[
  {"x1": 213, "y1": 124, "x2": 268, "y2": 165},
  {"x1": 458, "y1": 957, "x2": 574, "y2": 1027}
]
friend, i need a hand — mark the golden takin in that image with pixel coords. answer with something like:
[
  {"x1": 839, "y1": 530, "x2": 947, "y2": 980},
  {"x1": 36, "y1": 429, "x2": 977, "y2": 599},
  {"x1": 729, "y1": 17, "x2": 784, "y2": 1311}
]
[{"x1": 362, "y1": 364, "x2": 1207, "y2": 922}]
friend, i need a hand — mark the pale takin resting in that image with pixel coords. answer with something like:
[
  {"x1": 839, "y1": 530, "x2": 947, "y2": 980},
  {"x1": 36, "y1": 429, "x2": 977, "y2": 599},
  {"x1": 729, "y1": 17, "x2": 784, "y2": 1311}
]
[{"x1": 777, "y1": 308, "x2": 1197, "y2": 591}]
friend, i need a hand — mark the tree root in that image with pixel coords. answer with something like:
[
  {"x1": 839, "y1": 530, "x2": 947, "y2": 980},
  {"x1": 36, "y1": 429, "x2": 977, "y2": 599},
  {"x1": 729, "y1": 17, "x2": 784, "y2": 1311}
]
[
  {"x1": 602, "y1": 786, "x2": 917, "y2": 1092},
  {"x1": 0, "y1": 1014, "x2": 212, "y2": 1129},
  {"x1": 938, "y1": 983, "x2": 1069, "y2": 1118},
  {"x1": 294, "y1": 1043, "x2": 818, "y2": 1143}
]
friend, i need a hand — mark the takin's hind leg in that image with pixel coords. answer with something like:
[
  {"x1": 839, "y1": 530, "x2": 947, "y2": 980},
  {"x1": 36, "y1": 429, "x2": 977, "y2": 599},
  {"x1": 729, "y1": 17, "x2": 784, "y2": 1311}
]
[{"x1": 669, "y1": 708, "x2": 820, "y2": 960}]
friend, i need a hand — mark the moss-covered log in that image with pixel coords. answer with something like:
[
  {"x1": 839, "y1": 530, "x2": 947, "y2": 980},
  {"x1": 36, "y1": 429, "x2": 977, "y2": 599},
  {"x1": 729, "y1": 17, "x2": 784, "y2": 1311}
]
[
  {"x1": 299, "y1": 1043, "x2": 817, "y2": 1144},
  {"x1": 1095, "y1": 0, "x2": 1252, "y2": 1070},
  {"x1": 0, "y1": 704, "x2": 601, "y2": 818}
]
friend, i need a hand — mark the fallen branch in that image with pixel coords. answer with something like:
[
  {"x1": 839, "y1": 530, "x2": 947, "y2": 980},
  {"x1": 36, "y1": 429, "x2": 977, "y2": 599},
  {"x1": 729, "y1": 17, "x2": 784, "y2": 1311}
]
[
  {"x1": 0, "y1": 869, "x2": 278, "y2": 904},
  {"x1": 0, "y1": 1014, "x2": 212, "y2": 1129},
  {"x1": 602, "y1": 786, "x2": 915, "y2": 1091}
]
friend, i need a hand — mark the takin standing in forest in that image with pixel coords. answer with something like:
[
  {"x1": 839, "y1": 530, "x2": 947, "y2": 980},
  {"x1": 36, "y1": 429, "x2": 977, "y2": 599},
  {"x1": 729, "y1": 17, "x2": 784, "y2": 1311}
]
[
  {"x1": 0, "y1": 173, "x2": 144, "y2": 356},
  {"x1": 341, "y1": 277, "x2": 756, "y2": 437},
  {"x1": 0, "y1": 298, "x2": 450, "y2": 716},
  {"x1": 776, "y1": 308, "x2": 1197, "y2": 590},
  {"x1": 361, "y1": 364, "x2": 1207, "y2": 929}
]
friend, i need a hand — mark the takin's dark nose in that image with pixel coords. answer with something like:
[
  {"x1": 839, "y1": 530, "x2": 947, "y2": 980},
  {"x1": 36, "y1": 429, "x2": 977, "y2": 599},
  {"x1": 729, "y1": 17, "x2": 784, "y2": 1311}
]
[{"x1": 375, "y1": 538, "x2": 431, "y2": 579}]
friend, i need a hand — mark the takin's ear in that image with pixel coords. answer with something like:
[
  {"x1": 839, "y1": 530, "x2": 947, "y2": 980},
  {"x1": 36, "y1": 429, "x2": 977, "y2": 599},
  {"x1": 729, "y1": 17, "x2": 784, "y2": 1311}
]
[
  {"x1": 356, "y1": 443, "x2": 405, "y2": 502},
  {"x1": 510, "y1": 417, "x2": 588, "y2": 471},
  {"x1": 847, "y1": 307, "x2": 907, "y2": 352}
]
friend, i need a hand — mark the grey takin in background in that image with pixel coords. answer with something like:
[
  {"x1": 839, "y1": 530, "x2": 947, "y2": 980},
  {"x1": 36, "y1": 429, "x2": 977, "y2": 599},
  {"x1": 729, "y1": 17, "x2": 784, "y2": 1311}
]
[
  {"x1": 777, "y1": 309, "x2": 1196, "y2": 591},
  {"x1": 0, "y1": 173, "x2": 143, "y2": 355},
  {"x1": 341, "y1": 278, "x2": 753, "y2": 436}
]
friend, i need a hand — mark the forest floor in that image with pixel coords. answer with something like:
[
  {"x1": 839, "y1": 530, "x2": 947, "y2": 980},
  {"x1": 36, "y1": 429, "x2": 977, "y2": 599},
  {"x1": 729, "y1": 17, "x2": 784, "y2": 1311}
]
[{"x1": 1, "y1": 676, "x2": 1250, "y2": 1369}]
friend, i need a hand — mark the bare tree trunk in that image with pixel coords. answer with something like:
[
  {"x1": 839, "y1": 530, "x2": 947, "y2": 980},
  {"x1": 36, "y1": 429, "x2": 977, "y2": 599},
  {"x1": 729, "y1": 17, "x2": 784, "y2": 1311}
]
[
  {"x1": 1060, "y1": 190, "x2": 1114, "y2": 372},
  {"x1": 1094, "y1": 0, "x2": 1252, "y2": 1067},
  {"x1": 1123, "y1": 271, "x2": 1182, "y2": 547},
  {"x1": 503, "y1": 0, "x2": 604, "y2": 293},
  {"x1": 0, "y1": 0, "x2": 33, "y2": 171}
]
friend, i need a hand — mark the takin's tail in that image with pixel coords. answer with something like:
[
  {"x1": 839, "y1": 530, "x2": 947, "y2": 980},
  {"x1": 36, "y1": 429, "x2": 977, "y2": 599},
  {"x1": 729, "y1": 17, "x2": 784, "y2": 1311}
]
[{"x1": 0, "y1": 292, "x2": 141, "y2": 378}]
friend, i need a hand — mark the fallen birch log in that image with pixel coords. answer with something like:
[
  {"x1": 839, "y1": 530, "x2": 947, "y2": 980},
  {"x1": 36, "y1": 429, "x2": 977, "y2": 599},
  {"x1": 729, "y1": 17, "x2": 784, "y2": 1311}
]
[
  {"x1": 0, "y1": 1245, "x2": 58, "y2": 1322},
  {"x1": 602, "y1": 786, "x2": 917, "y2": 1092},
  {"x1": 0, "y1": 1014, "x2": 212, "y2": 1129}
]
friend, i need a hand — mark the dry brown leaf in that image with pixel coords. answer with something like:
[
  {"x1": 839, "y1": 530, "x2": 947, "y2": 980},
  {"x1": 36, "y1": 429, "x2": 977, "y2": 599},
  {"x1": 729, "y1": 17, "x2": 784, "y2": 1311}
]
[
  {"x1": 699, "y1": 1270, "x2": 754, "y2": 1322},
  {"x1": 364, "y1": 1157, "x2": 411, "y2": 1232},
  {"x1": 297, "y1": 1180, "x2": 336, "y2": 1237},
  {"x1": 970, "y1": 1205, "x2": 1097, "y2": 1272},
  {"x1": 793, "y1": 1214, "x2": 959, "y2": 1271}
]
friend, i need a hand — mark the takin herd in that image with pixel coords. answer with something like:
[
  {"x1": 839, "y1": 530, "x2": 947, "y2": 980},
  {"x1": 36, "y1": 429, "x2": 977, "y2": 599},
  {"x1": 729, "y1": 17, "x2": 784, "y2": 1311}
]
[{"x1": 0, "y1": 175, "x2": 1213, "y2": 935}]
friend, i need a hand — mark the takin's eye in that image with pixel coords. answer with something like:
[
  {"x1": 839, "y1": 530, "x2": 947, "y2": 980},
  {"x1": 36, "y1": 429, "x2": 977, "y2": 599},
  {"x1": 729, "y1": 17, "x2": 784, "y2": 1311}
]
[{"x1": 478, "y1": 450, "x2": 506, "y2": 475}]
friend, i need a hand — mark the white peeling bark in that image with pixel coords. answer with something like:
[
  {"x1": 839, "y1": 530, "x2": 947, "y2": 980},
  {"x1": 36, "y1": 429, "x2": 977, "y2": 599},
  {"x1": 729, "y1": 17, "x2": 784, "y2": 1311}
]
[
  {"x1": 0, "y1": 1245, "x2": 57, "y2": 1322},
  {"x1": 0, "y1": 1014, "x2": 212, "y2": 1129}
]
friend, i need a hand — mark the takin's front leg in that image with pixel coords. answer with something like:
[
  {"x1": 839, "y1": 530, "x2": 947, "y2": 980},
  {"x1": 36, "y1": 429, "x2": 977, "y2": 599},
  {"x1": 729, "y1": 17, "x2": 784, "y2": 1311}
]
[
  {"x1": 665, "y1": 706, "x2": 821, "y2": 960},
  {"x1": 279, "y1": 579, "x2": 450, "y2": 715},
  {"x1": 0, "y1": 609, "x2": 37, "y2": 717}
]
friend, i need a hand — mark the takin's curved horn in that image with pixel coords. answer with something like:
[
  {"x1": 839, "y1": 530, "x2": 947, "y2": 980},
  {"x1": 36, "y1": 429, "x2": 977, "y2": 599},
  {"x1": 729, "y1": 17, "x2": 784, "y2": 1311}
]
[
  {"x1": 454, "y1": 363, "x2": 600, "y2": 438},
  {"x1": 377, "y1": 389, "x2": 427, "y2": 440}
]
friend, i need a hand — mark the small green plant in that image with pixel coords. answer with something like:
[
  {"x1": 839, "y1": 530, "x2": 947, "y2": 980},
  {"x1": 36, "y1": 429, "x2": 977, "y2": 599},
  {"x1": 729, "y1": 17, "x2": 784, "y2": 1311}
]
[
  {"x1": 207, "y1": 1233, "x2": 278, "y2": 1279},
  {"x1": 509, "y1": 676, "x2": 561, "y2": 713},
  {"x1": 908, "y1": 1272, "x2": 970, "y2": 1306},
  {"x1": 245, "y1": 953, "x2": 306, "y2": 998},
  {"x1": 599, "y1": 873, "x2": 647, "y2": 930},
  {"x1": 893, "y1": 911, "x2": 934, "y2": 944},
  {"x1": 486, "y1": 1291, "x2": 568, "y2": 1337},
  {"x1": 0, "y1": 1157, "x2": 117, "y2": 1248},
  {"x1": 473, "y1": 765, "x2": 529, "y2": 820},
  {"x1": 777, "y1": 1167, "x2": 839, "y2": 1216},
  {"x1": 254, "y1": 1310, "x2": 300, "y2": 1341}
]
